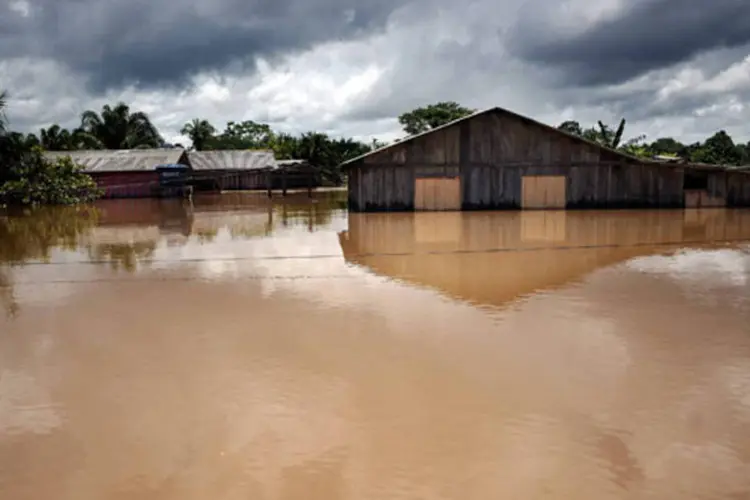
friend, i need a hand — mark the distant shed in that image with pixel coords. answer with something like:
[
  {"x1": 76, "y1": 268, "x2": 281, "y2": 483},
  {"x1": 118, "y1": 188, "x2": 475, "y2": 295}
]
[
  {"x1": 652, "y1": 159, "x2": 750, "y2": 208},
  {"x1": 45, "y1": 149, "x2": 188, "y2": 198},
  {"x1": 275, "y1": 159, "x2": 321, "y2": 190},
  {"x1": 187, "y1": 151, "x2": 320, "y2": 193},
  {"x1": 187, "y1": 150, "x2": 278, "y2": 191},
  {"x1": 341, "y1": 107, "x2": 750, "y2": 211}
]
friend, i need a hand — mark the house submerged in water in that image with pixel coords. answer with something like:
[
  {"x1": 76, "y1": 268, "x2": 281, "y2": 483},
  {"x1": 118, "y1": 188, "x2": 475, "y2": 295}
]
[
  {"x1": 341, "y1": 106, "x2": 750, "y2": 212},
  {"x1": 45, "y1": 149, "x2": 319, "y2": 199}
]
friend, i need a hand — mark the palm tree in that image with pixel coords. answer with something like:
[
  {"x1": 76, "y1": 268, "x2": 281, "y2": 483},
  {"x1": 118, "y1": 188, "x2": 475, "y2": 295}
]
[
  {"x1": 596, "y1": 118, "x2": 626, "y2": 149},
  {"x1": 0, "y1": 90, "x2": 7, "y2": 135},
  {"x1": 180, "y1": 119, "x2": 216, "y2": 151},
  {"x1": 80, "y1": 103, "x2": 162, "y2": 149},
  {"x1": 40, "y1": 125, "x2": 102, "y2": 151}
]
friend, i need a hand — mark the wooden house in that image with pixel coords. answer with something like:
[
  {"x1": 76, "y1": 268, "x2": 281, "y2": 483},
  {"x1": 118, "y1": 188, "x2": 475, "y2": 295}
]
[
  {"x1": 341, "y1": 107, "x2": 750, "y2": 211},
  {"x1": 46, "y1": 149, "x2": 189, "y2": 198}
]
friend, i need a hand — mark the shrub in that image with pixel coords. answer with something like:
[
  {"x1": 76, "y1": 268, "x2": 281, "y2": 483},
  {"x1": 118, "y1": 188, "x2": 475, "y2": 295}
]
[{"x1": 0, "y1": 147, "x2": 102, "y2": 206}]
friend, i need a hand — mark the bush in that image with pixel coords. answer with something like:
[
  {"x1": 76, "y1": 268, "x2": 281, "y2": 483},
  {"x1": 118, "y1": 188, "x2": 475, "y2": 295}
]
[{"x1": 0, "y1": 147, "x2": 102, "y2": 206}]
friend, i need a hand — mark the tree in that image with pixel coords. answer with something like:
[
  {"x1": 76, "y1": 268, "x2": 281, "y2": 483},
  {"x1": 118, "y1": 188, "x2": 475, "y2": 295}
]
[
  {"x1": 0, "y1": 92, "x2": 102, "y2": 206},
  {"x1": 204, "y1": 120, "x2": 274, "y2": 150},
  {"x1": 80, "y1": 103, "x2": 163, "y2": 149},
  {"x1": 40, "y1": 124, "x2": 102, "y2": 151},
  {"x1": 648, "y1": 137, "x2": 684, "y2": 157},
  {"x1": 690, "y1": 130, "x2": 742, "y2": 165},
  {"x1": 180, "y1": 119, "x2": 216, "y2": 151},
  {"x1": 594, "y1": 118, "x2": 627, "y2": 149},
  {"x1": 269, "y1": 132, "x2": 301, "y2": 159},
  {"x1": 398, "y1": 102, "x2": 475, "y2": 135},
  {"x1": 0, "y1": 148, "x2": 102, "y2": 206},
  {"x1": 0, "y1": 90, "x2": 7, "y2": 134},
  {"x1": 557, "y1": 120, "x2": 584, "y2": 136}
]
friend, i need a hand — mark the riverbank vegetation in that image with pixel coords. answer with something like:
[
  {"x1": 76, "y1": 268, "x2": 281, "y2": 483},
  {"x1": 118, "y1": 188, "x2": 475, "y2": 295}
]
[{"x1": 0, "y1": 91, "x2": 102, "y2": 207}]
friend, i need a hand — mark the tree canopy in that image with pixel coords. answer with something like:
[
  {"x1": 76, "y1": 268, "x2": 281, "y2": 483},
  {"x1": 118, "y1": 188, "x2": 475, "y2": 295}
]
[
  {"x1": 80, "y1": 103, "x2": 163, "y2": 149},
  {"x1": 0, "y1": 91, "x2": 102, "y2": 207},
  {"x1": 397, "y1": 101, "x2": 476, "y2": 135},
  {"x1": 556, "y1": 119, "x2": 750, "y2": 166}
]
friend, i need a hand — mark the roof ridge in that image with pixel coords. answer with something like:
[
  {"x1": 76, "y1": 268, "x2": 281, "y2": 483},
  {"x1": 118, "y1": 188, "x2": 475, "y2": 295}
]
[{"x1": 340, "y1": 105, "x2": 649, "y2": 167}]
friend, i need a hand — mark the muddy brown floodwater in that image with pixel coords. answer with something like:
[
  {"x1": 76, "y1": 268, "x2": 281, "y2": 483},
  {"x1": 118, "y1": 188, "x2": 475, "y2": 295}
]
[{"x1": 1, "y1": 191, "x2": 750, "y2": 499}]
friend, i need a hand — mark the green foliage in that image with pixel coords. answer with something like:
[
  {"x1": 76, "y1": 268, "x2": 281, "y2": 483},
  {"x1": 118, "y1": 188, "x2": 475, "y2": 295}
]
[
  {"x1": 398, "y1": 101, "x2": 476, "y2": 135},
  {"x1": 180, "y1": 119, "x2": 373, "y2": 186},
  {"x1": 557, "y1": 119, "x2": 750, "y2": 165},
  {"x1": 40, "y1": 124, "x2": 102, "y2": 151},
  {"x1": 0, "y1": 147, "x2": 103, "y2": 207},
  {"x1": 208, "y1": 120, "x2": 274, "y2": 150},
  {"x1": 0, "y1": 90, "x2": 7, "y2": 135},
  {"x1": 80, "y1": 102, "x2": 163, "y2": 149},
  {"x1": 558, "y1": 120, "x2": 583, "y2": 136},
  {"x1": 180, "y1": 119, "x2": 216, "y2": 151},
  {"x1": 1, "y1": 92, "x2": 103, "y2": 207}
]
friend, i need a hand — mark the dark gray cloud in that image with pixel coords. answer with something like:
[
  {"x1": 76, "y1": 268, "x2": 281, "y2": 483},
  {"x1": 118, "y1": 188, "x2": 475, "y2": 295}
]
[
  {"x1": 509, "y1": 0, "x2": 750, "y2": 86},
  {"x1": 0, "y1": 0, "x2": 410, "y2": 92}
]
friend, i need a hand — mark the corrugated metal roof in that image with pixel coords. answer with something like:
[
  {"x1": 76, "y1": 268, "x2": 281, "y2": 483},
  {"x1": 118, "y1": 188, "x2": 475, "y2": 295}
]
[
  {"x1": 187, "y1": 150, "x2": 278, "y2": 171},
  {"x1": 651, "y1": 156, "x2": 750, "y2": 173},
  {"x1": 45, "y1": 149, "x2": 186, "y2": 173}
]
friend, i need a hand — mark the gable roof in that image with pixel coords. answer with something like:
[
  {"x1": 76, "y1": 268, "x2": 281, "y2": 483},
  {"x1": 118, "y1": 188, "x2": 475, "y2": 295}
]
[
  {"x1": 187, "y1": 150, "x2": 278, "y2": 171},
  {"x1": 45, "y1": 149, "x2": 186, "y2": 173},
  {"x1": 340, "y1": 106, "x2": 650, "y2": 168}
]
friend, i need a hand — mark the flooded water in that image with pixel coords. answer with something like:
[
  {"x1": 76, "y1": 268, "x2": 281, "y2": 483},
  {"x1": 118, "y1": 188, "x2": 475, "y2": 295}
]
[{"x1": 2, "y1": 192, "x2": 750, "y2": 499}]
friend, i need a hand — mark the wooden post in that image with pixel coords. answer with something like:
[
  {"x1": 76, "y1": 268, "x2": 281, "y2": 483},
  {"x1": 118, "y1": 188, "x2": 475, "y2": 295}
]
[
  {"x1": 265, "y1": 203, "x2": 273, "y2": 235},
  {"x1": 266, "y1": 170, "x2": 272, "y2": 198},
  {"x1": 282, "y1": 168, "x2": 287, "y2": 197},
  {"x1": 307, "y1": 167, "x2": 313, "y2": 198}
]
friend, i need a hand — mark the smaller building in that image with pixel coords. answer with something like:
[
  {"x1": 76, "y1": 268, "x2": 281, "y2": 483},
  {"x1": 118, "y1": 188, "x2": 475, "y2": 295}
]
[
  {"x1": 45, "y1": 148, "x2": 321, "y2": 198},
  {"x1": 46, "y1": 149, "x2": 189, "y2": 198},
  {"x1": 651, "y1": 158, "x2": 750, "y2": 209},
  {"x1": 187, "y1": 150, "x2": 278, "y2": 191},
  {"x1": 275, "y1": 159, "x2": 321, "y2": 191},
  {"x1": 187, "y1": 150, "x2": 320, "y2": 193}
]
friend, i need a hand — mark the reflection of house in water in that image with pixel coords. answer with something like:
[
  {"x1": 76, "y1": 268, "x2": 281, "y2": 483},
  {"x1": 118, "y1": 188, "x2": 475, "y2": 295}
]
[
  {"x1": 88, "y1": 199, "x2": 195, "y2": 246},
  {"x1": 338, "y1": 210, "x2": 750, "y2": 308},
  {"x1": 87, "y1": 191, "x2": 345, "y2": 249}
]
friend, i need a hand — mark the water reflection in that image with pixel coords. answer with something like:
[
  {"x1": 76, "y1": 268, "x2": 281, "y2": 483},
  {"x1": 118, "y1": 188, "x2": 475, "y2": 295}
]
[
  {"x1": 339, "y1": 210, "x2": 750, "y2": 308},
  {"x1": 0, "y1": 191, "x2": 346, "y2": 313},
  {"x1": 1, "y1": 201, "x2": 750, "y2": 499}
]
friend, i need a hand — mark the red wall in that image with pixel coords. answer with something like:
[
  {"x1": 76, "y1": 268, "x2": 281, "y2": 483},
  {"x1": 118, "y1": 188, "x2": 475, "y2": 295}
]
[{"x1": 91, "y1": 172, "x2": 160, "y2": 198}]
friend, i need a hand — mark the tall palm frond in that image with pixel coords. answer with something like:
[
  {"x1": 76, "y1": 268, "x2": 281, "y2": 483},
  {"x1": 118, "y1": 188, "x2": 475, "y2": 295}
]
[
  {"x1": 0, "y1": 90, "x2": 8, "y2": 134},
  {"x1": 80, "y1": 102, "x2": 162, "y2": 149}
]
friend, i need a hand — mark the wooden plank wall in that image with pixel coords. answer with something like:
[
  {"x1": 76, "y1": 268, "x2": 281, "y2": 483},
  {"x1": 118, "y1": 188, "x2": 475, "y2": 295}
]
[
  {"x1": 726, "y1": 172, "x2": 750, "y2": 207},
  {"x1": 92, "y1": 172, "x2": 159, "y2": 198},
  {"x1": 521, "y1": 176, "x2": 566, "y2": 209},
  {"x1": 350, "y1": 164, "x2": 414, "y2": 211},
  {"x1": 347, "y1": 108, "x2": 726, "y2": 211},
  {"x1": 217, "y1": 170, "x2": 267, "y2": 190},
  {"x1": 414, "y1": 178, "x2": 461, "y2": 210}
]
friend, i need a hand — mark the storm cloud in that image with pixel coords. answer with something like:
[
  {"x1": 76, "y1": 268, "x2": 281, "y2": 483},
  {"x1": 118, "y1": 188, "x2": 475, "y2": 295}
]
[
  {"x1": 509, "y1": 0, "x2": 750, "y2": 86},
  {"x1": 1, "y1": 0, "x2": 411, "y2": 91},
  {"x1": 0, "y1": 0, "x2": 748, "y2": 145}
]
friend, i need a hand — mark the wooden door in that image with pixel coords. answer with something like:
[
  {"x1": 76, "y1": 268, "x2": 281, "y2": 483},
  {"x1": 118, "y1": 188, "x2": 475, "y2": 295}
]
[
  {"x1": 521, "y1": 175, "x2": 567, "y2": 209},
  {"x1": 414, "y1": 177, "x2": 461, "y2": 211}
]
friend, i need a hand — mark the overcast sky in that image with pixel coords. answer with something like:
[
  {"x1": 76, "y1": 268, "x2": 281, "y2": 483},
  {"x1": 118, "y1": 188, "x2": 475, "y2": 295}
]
[{"x1": 1, "y1": 0, "x2": 749, "y2": 146}]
